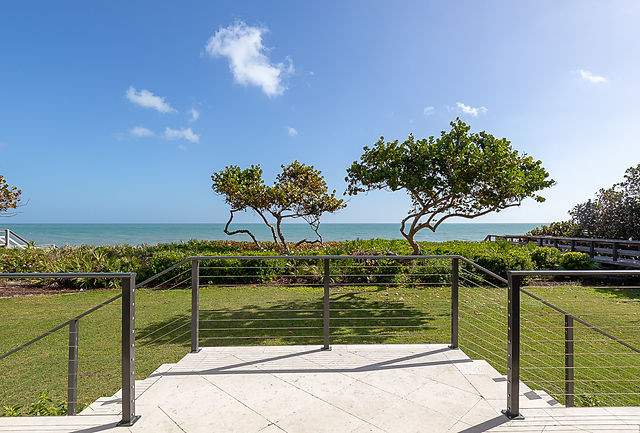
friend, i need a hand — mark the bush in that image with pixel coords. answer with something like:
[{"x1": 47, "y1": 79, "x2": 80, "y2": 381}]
[
  {"x1": 559, "y1": 252, "x2": 595, "y2": 270},
  {"x1": 530, "y1": 247, "x2": 562, "y2": 269},
  {"x1": 0, "y1": 239, "x2": 597, "y2": 289}
]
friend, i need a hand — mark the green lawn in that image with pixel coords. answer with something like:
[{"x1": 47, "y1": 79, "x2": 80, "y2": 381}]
[{"x1": 1, "y1": 281, "x2": 639, "y2": 414}]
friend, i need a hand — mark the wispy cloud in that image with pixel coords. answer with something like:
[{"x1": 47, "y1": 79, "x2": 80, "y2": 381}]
[
  {"x1": 205, "y1": 20, "x2": 293, "y2": 97},
  {"x1": 578, "y1": 69, "x2": 607, "y2": 84},
  {"x1": 455, "y1": 101, "x2": 487, "y2": 117},
  {"x1": 189, "y1": 107, "x2": 200, "y2": 122},
  {"x1": 177, "y1": 144, "x2": 188, "y2": 151},
  {"x1": 126, "y1": 87, "x2": 176, "y2": 113},
  {"x1": 286, "y1": 126, "x2": 298, "y2": 137},
  {"x1": 423, "y1": 106, "x2": 435, "y2": 117},
  {"x1": 129, "y1": 126, "x2": 155, "y2": 138},
  {"x1": 164, "y1": 127, "x2": 200, "y2": 143}
]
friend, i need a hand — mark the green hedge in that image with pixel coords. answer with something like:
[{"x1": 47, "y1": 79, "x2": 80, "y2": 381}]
[{"x1": 0, "y1": 239, "x2": 595, "y2": 289}]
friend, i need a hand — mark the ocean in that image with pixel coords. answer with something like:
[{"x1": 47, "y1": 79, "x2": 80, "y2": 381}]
[{"x1": 3, "y1": 223, "x2": 540, "y2": 246}]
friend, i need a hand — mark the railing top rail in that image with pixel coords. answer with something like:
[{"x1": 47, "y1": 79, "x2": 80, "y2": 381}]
[
  {"x1": 0, "y1": 272, "x2": 135, "y2": 278},
  {"x1": 8, "y1": 229, "x2": 30, "y2": 245},
  {"x1": 491, "y1": 234, "x2": 640, "y2": 245},
  {"x1": 508, "y1": 270, "x2": 640, "y2": 277},
  {"x1": 189, "y1": 254, "x2": 462, "y2": 260}
]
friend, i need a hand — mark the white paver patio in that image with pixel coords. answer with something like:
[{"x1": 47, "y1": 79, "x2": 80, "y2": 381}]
[{"x1": 1, "y1": 344, "x2": 639, "y2": 432}]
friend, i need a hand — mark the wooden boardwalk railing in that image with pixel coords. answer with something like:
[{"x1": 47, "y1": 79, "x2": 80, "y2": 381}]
[
  {"x1": 485, "y1": 234, "x2": 640, "y2": 268},
  {"x1": 0, "y1": 229, "x2": 29, "y2": 249}
]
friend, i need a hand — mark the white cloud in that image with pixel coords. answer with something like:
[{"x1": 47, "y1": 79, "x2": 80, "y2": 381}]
[
  {"x1": 189, "y1": 107, "x2": 200, "y2": 122},
  {"x1": 455, "y1": 102, "x2": 487, "y2": 117},
  {"x1": 126, "y1": 87, "x2": 176, "y2": 113},
  {"x1": 177, "y1": 144, "x2": 188, "y2": 151},
  {"x1": 205, "y1": 21, "x2": 293, "y2": 97},
  {"x1": 129, "y1": 126, "x2": 155, "y2": 138},
  {"x1": 164, "y1": 127, "x2": 200, "y2": 143},
  {"x1": 286, "y1": 126, "x2": 298, "y2": 137},
  {"x1": 423, "y1": 106, "x2": 435, "y2": 117},
  {"x1": 579, "y1": 69, "x2": 607, "y2": 84}
]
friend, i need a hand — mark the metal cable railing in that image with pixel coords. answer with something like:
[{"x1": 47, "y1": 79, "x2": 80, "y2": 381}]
[
  {"x1": 4, "y1": 255, "x2": 640, "y2": 425},
  {"x1": 0, "y1": 273, "x2": 137, "y2": 425},
  {"x1": 504, "y1": 270, "x2": 640, "y2": 419}
]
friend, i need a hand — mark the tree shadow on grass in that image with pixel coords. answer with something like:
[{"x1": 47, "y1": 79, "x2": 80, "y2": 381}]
[{"x1": 137, "y1": 287, "x2": 441, "y2": 347}]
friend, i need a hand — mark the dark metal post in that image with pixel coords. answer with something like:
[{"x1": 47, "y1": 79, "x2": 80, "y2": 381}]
[
  {"x1": 450, "y1": 257, "x2": 459, "y2": 348},
  {"x1": 613, "y1": 243, "x2": 619, "y2": 261},
  {"x1": 564, "y1": 315, "x2": 575, "y2": 407},
  {"x1": 589, "y1": 241, "x2": 595, "y2": 258},
  {"x1": 120, "y1": 275, "x2": 138, "y2": 426},
  {"x1": 4, "y1": 229, "x2": 9, "y2": 248},
  {"x1": 67, "y1": 319, "x2": 78, "y2": 416},
  {"x1": 503, "y1": 273, "x2": 522, "y2": 419},
  {"x1": 554, "y1": 239, "x2": 559, "y2": 249},
  {"x1": 570, "y1": 240, "x2": 576, "y2": 252},
  {"x1": 322, "y1": 258, "x2": 331, "y2": 350},
  {"x1": 538, "y1": 237, "x2": 543, "y2": 247},
  {"x1": 191, "y1": 259, "x2": 200, "y2": 353}
]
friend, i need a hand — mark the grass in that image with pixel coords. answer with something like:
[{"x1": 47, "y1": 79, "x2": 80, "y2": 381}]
[{"x1": 1, "y1": 280, "x2": 639, "y2": 414}]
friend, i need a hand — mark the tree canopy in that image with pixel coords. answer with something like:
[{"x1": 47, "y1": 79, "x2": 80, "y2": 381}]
[
  {"x1": 345, "y1": 119, "x2": 555, "y2": 254},
  {"x1": 569, "y1": 163, "x2": 639, "y2": 239},
  {"x1": 0, "y1": 175, "x2": 21, "y2": 216},
  {"x1": 212, "y1": 161, "x2": 345, "y2": 252},
  {"x1": 530, "y1": 163, "x2": 640, "y2": 240}
]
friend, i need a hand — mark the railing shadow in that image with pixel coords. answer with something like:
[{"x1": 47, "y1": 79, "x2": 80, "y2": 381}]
[{"x1": 137, "y1": 288, "x2": 438, "y2": 347}]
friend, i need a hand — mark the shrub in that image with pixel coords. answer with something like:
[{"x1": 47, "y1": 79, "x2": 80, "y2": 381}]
[
  {"x1": 559, "y1": 252, "x2": 595, "y2": 270},
  {"x1": 0, "y1": 239, "x2": 597, "y2": 290},
  {"x1": 530, "y1": 247, "x2": 562, "y2": 269}
]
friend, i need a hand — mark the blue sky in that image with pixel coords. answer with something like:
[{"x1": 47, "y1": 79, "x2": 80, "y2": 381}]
[{"x1": 1, "y1": 1, "x2": 639, "y2": 223}]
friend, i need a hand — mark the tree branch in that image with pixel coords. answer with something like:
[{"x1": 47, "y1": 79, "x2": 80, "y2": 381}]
[{"x1": 223, "y1": 209, "x2": 262, "y2": 249}]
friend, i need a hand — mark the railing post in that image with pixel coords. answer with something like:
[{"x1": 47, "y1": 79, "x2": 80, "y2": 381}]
[
  {"x1": 537, "y1": 237, "x2": 543, "y2": 247},
  {"x1": 503, "y1": 273, "x2": 522, "y2": 419},
  {"x1": 67, "y1": 319, "x2": 78, "y2": 416},
  {"x1": 570, "y1": 240, "x2": 576, "y2": 252},
  {"x1": 450, "y1": 257, "x2": 459, "y2": 349},
  {"x1": 612, "y1": 242, "x2": 619, "y2": 261},
  {"x1": 554, "y1": 239, "x2": 559, "y2": 250},
  {"x1": 322, "y1": 258, "x2": 331, "y2": 350},
  {"x1": 564, "y1": 315, "x2": 575, "y2": 407},
  {"x1": 589, "y1": 241, "x2": 595, "y2": 258},
  {"x1": 191, "y1": 258, "x2": 200, "y2": 353},
  {"x1": 4, "y1": 229, "x2": 10, "y2": 248},
  {"x1": 120, "y1": 274, "x2": 138, "y2": 426}
]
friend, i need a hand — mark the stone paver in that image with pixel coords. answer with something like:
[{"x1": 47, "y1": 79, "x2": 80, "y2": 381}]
[{"x1": 1, "y1": 345, "x2": 639, "y2": 432}]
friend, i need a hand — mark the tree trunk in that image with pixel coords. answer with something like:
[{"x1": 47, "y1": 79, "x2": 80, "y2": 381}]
[
  {"x1": 400, "y1": 224, "x2": 421, "y2": 255},
  {"x1": 275, "y1": 216, "x2": 290, "y2": 254}
]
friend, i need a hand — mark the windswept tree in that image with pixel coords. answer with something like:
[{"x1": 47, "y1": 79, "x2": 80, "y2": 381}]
[
  {"x1": 212, "y1": 161, "x2": 346, "y2": 252},
  {"x1": 0, "y1": 175, "x2": 21, "y2": 216},
  {"x1": 345, "y1": 119, "x2": 555, "y2": 254}
]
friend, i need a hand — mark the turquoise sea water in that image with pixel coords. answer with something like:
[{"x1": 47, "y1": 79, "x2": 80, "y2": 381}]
[{"x1": 3, "y1": 223, "x2": 540, "y2": 246}]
